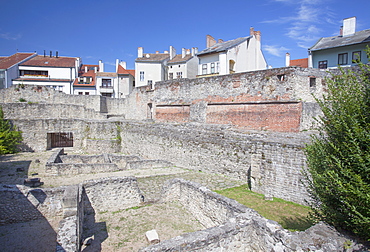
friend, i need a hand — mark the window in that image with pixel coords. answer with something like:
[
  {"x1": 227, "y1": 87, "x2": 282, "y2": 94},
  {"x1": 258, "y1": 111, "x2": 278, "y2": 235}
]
[
  {"x1": 148, "y1": 80, "x2": 152, "y2": 86},
  {"x1": 338, "y1": 53, "x2": 348, "y2": 65},
  {"x1": 169, "y1": 73, "x2": 173, "y2": 80},
  {"x1": 140, "y1": 71, "x2": 144, "y2": 81},
  {"x1": 352, "y1": 51, "x2": 361, "y2": 63},
  {"x1": 309, "y1": 77, "x2": 316, "y2": 88},
  {"x1": 176, "y1": 72, "x2": 182, "y2": 79},
  {"x1": 202, "y1": 64, "x2": 207, "y2": 75},
  {"x1": 102, "y1": 79, "x2": 112, "y2": 87},
  {"x1": 318, "y1": 60, "x2": 327, "y2": 69},
  {"x1": 85, "y1": 92, "x2": 89, "y2": 95},
  {"x1": 210, "y1": 63, "x2": 215, "y2": 74},
  {"x1": 101, "y1": 93, "x2": 112, "y2": 97},
  {"x1": 216, "y1": 62, "x2": 220, "y2": 73},
  {"x1": 20, "y1": 70, "x2": 48, "y2": 77},
  {"x1": 78, "y1": 92, "x2": 83, "y2": 95}
]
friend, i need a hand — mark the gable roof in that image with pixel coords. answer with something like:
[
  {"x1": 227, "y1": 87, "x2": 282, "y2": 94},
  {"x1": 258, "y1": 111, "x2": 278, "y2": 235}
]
[
  {"x1": 197, "y1": 36, "x2": 251, "y2": 56},
  {"x1": 168, "y1": 54, "x2": 193, "y2": 64},
  {"x1": 117, "y1": 65, "x2": 135, "y2": 76},
  {"x1": 309, "y1": 29, "x2": 370, "y2": 51},
  {"x1": 0, "y1": 53, "x2": 36, "y2": 70},
  {"x1": 20, "y1": 55, "x2": 77, "y2": 68},
  {"x1": 135, "y1": 53, "x2": 170, "y2": 63}
]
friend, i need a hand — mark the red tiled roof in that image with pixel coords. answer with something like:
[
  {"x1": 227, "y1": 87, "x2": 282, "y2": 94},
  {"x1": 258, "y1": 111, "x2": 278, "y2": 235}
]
[
  {"x1": 20, "y1": 55, "x2": 77, "y2": 68},
  {"x1": 0, "y1": 53, "x2": 36, "y2": 69},
  {"x1": 290, "y1": 58, "x2": 308, "y2": 68},
  {"x1": 117, "y1": 65, "x2": 135, "y2": 76}
]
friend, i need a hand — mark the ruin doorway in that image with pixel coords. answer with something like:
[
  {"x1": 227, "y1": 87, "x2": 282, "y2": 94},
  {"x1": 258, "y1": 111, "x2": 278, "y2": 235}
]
[{"x1": 47, "y1": 132, "x2": 73, "y2": 149}]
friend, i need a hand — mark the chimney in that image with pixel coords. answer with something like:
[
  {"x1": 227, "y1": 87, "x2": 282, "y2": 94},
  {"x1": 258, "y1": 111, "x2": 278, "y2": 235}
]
[
  {"x1": 164, "y1": 50, "x2": 169, "y2": 54},
  {"x1": 191, "y1": 47, "x2": 198, "y2": 56},
  {"x1": 85, "y1": 66, "x2": 88, "y2": 73},
  {"x1": 138, "y1": 47, "x2": 143, "y2": 58},
  {"x1": 342, "y1": 17, "x2": 356, "y2": 36},
  {"x1": 250, "y1": 27, "x2": 255, "y2": 36},
  {"x1": 186, "y1": 49, "x2": 190, "y2": 55},
  {"x1": 94, "y1": 67, "x2": 97, "y2": 73},
  {"x1": 115, "y1": 59, "x2": 120, "y2": 72},
  {"x1": 50, "y1": 51, "x2": 52, "y2": 57},
  {"x1": 340, "y1": 26, "x2": 343, "y2": 36},
  {"x1": 254, "y1": 30, "x2": 261, "y2": 41},
  {"x1": 156, "y1": 51, "x2": 159, "y2": 54},
  {"x1": 285, "y1": 53, "x2": 291, "y2": 67},
  {"x1": 44, "y1": 50, "x2": 46, "y2": 57},
  {"x1": 206, "y1": 35, "x2": 216, "y2": 48},
  {"x1": 218, "y1": 39, "x2": 224, "y2": 43},
  {"x1": 182, "y1": 48, "x2": 186, "y2": 58},
  {"x1": 99, "y1": 60, "x2": 104, "y2": 72},
  {"x1": 119, "y1": 61, "x2": 127, "y2": 69},
  {"x1": 170, "y1": 46, "x2": 176, "y2": 60},
  {"x1": 56, "y1": 51, "x2": 59, "y2": 58}
]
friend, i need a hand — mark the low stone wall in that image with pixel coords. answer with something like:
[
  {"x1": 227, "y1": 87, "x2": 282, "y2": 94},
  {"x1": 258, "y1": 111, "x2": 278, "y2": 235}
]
[
  {"x1": 141, "y1": 179, "x2": 368, "y2": 252},
  {"x1": 56, "y1": 185, "x2": 83, "y2": 252},
  {"x1": 0, "y1": 184, "x2": 64, "y2": 225},
  {"x1": 82, "y1": 177, "x2": 144, "y2": 213},
  {"x1": 56, "y1": 177, "x2": 144, "y2": 251},
  {"x1": 45, "y1": 149, "x2": 171, "y2": 176},
  {"x1": 0, "y1": 103, "x2": 106, "y2": 120},
  {"x1": 161, "y1": 178, "x2": 259, "y2": 228},
  {"x1": 126, "y1": 160, "x2": 173, "y2": 170}
]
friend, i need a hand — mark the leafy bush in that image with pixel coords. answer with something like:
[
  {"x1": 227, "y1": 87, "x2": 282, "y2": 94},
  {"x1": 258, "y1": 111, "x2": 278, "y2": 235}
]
[
  {"x1": 304, "y1": 49, "x2": 370, "y2": 241},
  {"x1": 0, "y1": 106, "x2": 22, "y2": 154}
]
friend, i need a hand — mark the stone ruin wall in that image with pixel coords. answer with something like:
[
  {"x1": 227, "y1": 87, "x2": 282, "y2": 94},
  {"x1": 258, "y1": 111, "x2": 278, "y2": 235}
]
[
  {"x1": 142, "y1": 178, "x2": 367, "y2": 252},
  {"x1": 6, "y1": 117, "x2": 309, "y2": 205},
  {"x1": 125, "y1": 66, "x2": 331, "y2": 132},
  {"x1": 0, "y1": 184, "x2": 65, "y2": 225}
]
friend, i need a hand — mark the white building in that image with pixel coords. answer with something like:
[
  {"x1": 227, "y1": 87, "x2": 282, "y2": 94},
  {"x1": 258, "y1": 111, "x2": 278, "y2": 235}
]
[
  {"x1": 116, "y1": 60, "x2": 135, "y2": 97},
  {"x1": 135, "y1": 47, "x2": 171, "y2": 88},
  {"x1": 197, "y1": 28, "x2": 267, "y2": 77},
  {"x1": 168, "y1": 48, "x2": 198, "y2": 80},
  {"x1": 73, "y1": 64, "x2": 99, "y2": 96},
  {"x1": 12, "y1": 53, "x2": 80, "y2": 94},
  {"x1": 0, "y1": 52, "x2": 36, "y2": 89}
]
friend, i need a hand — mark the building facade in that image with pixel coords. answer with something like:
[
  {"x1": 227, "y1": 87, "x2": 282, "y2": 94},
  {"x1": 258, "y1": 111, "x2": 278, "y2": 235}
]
[
  {"x1": 12, "y1": 53, "x2": 80, "y2": 94},
  {"x1": 135, "y1": 47, "x2": 171, "y2": 88},
  {"x1": 168, "y1": 48, "x2": 198, "y2": 80},
  {"x1": 309, "y1": 17, "x2": 370, "y2": 69},
  {"x1": 197, "y1": 28, "x2": 267, "y2": 77},
  {"x1": 0, "y1": 52, "x2": 36, "y2": 89}
]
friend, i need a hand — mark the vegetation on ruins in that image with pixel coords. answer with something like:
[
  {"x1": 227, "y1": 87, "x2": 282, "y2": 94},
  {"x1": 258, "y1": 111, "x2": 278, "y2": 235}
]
[
  {"x1": 304, "y1": 48, "x2": 370, "y2": 241},
  {"x1": 0, "y1": 106, "x2": 22, "y2": 155},
  {"x1": 216, "y1": 185, "x2": 313, "y2": 231}
]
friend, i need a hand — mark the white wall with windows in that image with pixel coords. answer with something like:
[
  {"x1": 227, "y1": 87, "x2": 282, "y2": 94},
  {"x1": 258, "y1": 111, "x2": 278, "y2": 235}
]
[
  {"x1": 73, "y1": 87, "x2": 96, "y2": 95},
  {"x1": 135, "y1": 62, "x2": 166, "y2": 88},
  {"x1": 309, "y1": 44, "x2": 370, "y2": 69},
  {"x1": 96, "y1": 75, "x2": 119, "y2": 98}
]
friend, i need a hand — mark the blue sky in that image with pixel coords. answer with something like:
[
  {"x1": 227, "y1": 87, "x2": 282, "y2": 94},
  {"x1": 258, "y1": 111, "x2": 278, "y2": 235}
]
[{"x1": 1, "y1": 0, "x2": 369, "y2": 72}]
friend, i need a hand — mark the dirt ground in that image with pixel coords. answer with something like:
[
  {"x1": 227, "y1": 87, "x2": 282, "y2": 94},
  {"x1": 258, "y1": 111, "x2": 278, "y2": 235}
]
[{"x1": 0, "y1": 149, "x2": 244, "y2": 251}]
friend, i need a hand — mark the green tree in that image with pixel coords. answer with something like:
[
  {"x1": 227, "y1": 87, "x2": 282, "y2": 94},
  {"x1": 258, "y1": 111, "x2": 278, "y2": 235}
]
[
  {"x1": 0, "y1": 106, "x2": 22, "y2": 154},
  {"x1": 304, "y1": 49, "x2": 370, "y2": 241}
]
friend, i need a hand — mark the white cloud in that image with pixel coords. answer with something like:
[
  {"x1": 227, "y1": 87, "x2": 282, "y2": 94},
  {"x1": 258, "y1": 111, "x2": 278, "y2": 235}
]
[
  {"x1": 0, "y1": 32, "x2": 21, "y2": 40},
  {"x1": 264, "y1": 45, "x2": 289, "y2": 57},
  {"x1": 264, "y1": 0, "x2": 334, "y2": 48}
]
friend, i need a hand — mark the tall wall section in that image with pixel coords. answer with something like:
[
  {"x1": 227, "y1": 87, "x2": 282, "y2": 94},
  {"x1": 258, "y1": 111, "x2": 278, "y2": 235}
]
[{"x1": 124, "y1": 67, "x2": 331, "y2": 132}]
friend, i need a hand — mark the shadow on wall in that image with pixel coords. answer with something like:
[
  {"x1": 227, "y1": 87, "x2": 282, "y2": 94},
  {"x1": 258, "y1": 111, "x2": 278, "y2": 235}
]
[
  {"x1": 0, "y1": 158, "x2": 31, "y2": 185},
  {"x1": 0, "y1": 186, "x2": 57, "y2": 251},
  {"x1": 81, "y1": 188, "x2": 108, "y2": 252}
]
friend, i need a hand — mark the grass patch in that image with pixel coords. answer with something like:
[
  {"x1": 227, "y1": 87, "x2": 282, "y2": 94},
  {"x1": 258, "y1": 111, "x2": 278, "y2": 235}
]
[{"x1": 215, "y1": 184, "x2": 314, "y2": 231}]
